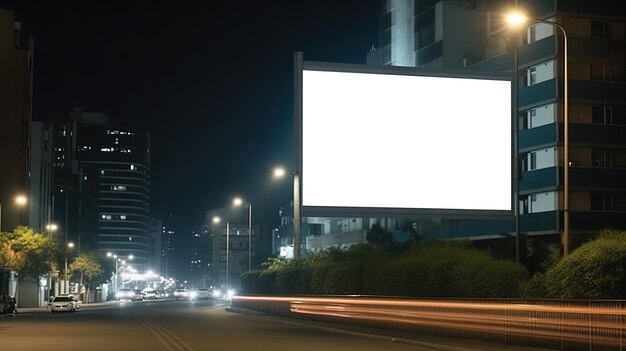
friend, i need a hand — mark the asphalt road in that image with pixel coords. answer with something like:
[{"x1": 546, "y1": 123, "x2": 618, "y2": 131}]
[{"x1": 0, "y1": 299, "x2": 554, "y2": 351}]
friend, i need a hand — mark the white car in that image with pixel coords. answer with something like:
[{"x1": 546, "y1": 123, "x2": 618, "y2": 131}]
[
  {"x1": 50, "y1": 295, "x2": 80, "y2": 313},
  {"x1": 195, "y1": 288, "x2": 211, "y2": 299},
  {"x1": 115, "y1": 288, "x2": 134, "y2": 300},
  {"x1": 173, "y1": 288, "x2": 189, "y2": 300},
  {"x1": 143, "y1": 289, "x2": 156, "y2": 299}
]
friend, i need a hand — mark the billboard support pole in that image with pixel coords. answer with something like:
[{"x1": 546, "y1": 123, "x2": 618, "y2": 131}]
[{"x1": 294, "y1": 51, "x2": 303, "y2": 259}]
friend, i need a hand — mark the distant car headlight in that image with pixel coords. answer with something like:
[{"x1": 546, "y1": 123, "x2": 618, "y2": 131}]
[
  {"x1": 212, "y1": 290, "x2": 222, "y2": 298},
  {"x1": 227, "y1": 289, "x2": 235, "y2": 298},
  {"x1": 190, "y1": 291, "x2": 197, "y2": 298}
]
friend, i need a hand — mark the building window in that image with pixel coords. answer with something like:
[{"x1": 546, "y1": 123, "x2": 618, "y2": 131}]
[
  {"x1": 590, "y1": 20, "x2": 612, "y2": 38},
  {"x1": 120, "y1": 215, "x2": 127, "y2": 220},
  {"x1": 130, "y1": 165, "x2": 136, "y2": 170},
  {"x1": 112, "y1": 185, "x2": 126, "y2": 191},
  {"x1": 592, "y1": 106, "x2": 613, "y2": 124},
  {"x1": 590, "y1": 192, "x2": 610, "y2": 211},
  {"x1": 591, "y1": 64, "x2": 613, "y2": 81},
  {"x1": 527, "y1": 67, "x2": 537, "y2": 85},
  {"x1": 592, "y1": 149, "x2": 607, "y2": 167}
]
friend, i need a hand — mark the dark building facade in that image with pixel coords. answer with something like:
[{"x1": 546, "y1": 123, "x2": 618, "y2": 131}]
[
  {"x1": 0, "y1": 9, "x2": 33, "y2": 232},
  {"x1": 364, "y1": 0, "x2": 626, "y2": 257}
]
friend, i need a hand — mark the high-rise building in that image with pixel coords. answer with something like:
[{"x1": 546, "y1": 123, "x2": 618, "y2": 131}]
[
  {"x1": 28, "y1": 121, "x2": 54, "y2": 233},
  {"x1": 0, "y1": 9, "x2": 33, "y2": 232},
  {"x1": 161, "y1": 221, "x2": 176, "y2": 279},
  {"x1": 53, "y1": 108, "x2": 151, "y2": 270},
  {"x1": 189, "y1": 227, "x2": 211, "y2": 289},
  {"x1": 364, "y1": 0, "x2": 626, "y2": 256}
]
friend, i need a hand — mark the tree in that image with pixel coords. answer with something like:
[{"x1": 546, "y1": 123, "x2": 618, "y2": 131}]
[
  {"x1": 0, "y1": 226, "x2": 58, "y2": 279},
  {"x1": 366, "y1": 224, "x2": 393, "y2": 250},
  {"x1": 69, "y1": 251, "x2": 104, "y2": 303}
]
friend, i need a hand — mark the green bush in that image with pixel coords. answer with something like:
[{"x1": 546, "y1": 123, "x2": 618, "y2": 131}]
[
  {"x1": 543, "y1": 229, "x2": 626, "y2": 299},
  {"x1": 241, "y1": 240, "x2": 529, "y2": 298}
]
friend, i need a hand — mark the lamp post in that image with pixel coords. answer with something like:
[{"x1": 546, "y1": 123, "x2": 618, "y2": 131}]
[
  {"x1": 273, "y1": 167, "x2": 301, "y2": 259},
  {"x1": 0, "y1": 194, "x2": 28, "y2": 232},
  {"x1": 107, "y1": 252, "x2": 133, "y2": 292},
  {"x1": 46, "y1": 223, "x2": 58, "y2": 299},
  {"x1": 233, "y1": 197, "x2": 252, "y2": 271},
  {"x1": 507, "y1": 12, "x2": 569, "y2": 255},
  {"x1": 213, "y1": 216, "x2": 229, "y2": 289},
  {"x1": 64, "y1": 242, "x2": 75, "y2": 294}
]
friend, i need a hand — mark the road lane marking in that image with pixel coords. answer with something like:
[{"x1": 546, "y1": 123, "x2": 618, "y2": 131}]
[{"x1": 139, "y1": 317, "x2": 195, "y2": 351}]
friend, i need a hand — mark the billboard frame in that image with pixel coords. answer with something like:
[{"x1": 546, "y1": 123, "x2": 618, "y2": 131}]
[{"x1": 295, "y1": 55, "x2": 514, "y2": 220}]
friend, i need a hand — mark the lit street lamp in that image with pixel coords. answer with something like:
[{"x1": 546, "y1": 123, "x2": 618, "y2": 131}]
[
  {"x1": 273, "y1": 167, "x2": 301, "y2": 259},
  {"x1": 64, "y1": 242, "x2": 75, "y2": 294},
  {"x1": 0, "y1": 194, "x2": 28, "y2": 232},
  {"x1": 213, "y1": 216, "x2": 230, "y2": 289},
  {"x1": 506, "y1": 11, "x2": 570, "y2": 255},
  {"x1": 107, "y1": 252, "x2": 133, "y2": 292},
  {"x1": 233, "y1": 197, "x2": 252, "y2": 271}
]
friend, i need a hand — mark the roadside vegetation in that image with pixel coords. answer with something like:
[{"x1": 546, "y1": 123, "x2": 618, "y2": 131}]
[
  {"x1": 243, "y1": 226, "x2": 626, "y2": 300},
  {"x1": 520, "y1": 229, "x2": 626, "y2": 299},
  {"x1": 1, "y1": 225, "x2": 108, "y2": 300}
]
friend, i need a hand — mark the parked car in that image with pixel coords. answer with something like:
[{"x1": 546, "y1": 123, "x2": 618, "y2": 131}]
[
  {"x1": 131, "y1": 289, "x2": 144, "y2": 301},
  {"x1": 143, "y1": 289, "x2": 156, "y2": 299},
  {"x1": 50, "y1": 295, "x2": 80, "y2": 313},
  {"x1": 115, "y1": 288, "x2": 134, "y2": 301}
]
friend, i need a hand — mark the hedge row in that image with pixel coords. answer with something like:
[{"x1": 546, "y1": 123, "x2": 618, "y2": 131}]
[{"x1": 241, "y1": 243, "x2": 529, "y2": 298}]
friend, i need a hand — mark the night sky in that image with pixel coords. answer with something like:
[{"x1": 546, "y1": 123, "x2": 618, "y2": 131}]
[{"x1": 7, "y1": 0, "x2": 381, "y2": 247}]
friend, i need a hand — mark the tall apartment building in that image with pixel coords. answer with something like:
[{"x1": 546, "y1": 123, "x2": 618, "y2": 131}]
[
  {"x1": 0, "y1": 9, "x2": 33, "y2": 232},
  {"x1": 189, "y1": 227, "x2": 211, "y2": 289},
  {"x1": 53, "y1": 108, "x2": 152, "y2": 271},
  {"x1": 364, "y1": 0, "x2": 626, "y2": 254},
  {"x1": 161, "y1": 221, "x2": 176, "y2": 279}
]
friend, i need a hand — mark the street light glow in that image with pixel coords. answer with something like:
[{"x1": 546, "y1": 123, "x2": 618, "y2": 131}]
[
  {"x1": 213, "y1": 216, "x2": 221, "y2": 224},
  {"x1": 67, "y1": 242, "x2": 75, "y2": 249},
  {"x1": 14, "y1": 195, "x2": 27, "y2": 206},
  {"x1": 505, "y1": 11, "x2": 528, "y2": 27},
  {"x1": 273, "y1": 167, "x2": 285, "y2": 178},
  {"x1": 128, "y1": 255, "x2": 134, "y2": 260},
  {"x1": 46, "y1": 223, "x2": 58, "y2": 232},
  {"x1": 233, "y1": 197, "x2": 243, "y2": 206}
]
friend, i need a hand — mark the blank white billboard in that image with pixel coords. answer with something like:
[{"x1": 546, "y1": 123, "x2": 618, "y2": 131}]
[{"x1": 302, "y1": 68, "x2": 511, "y2": 212}]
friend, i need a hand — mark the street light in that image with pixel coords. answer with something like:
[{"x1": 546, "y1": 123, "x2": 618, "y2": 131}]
[
  {"x1": 213, "y1": 216, "x2": 230, "y2": 289},
  {"x1": 273, "y1": 167, "x2": 301, "y2": 259},
  {"x1": 64, "y1": 242, "x2": 75, "y2": 294},
  {"x1": 107, "y1": 252, "x2": 133, "y2": 292},
  {"x1": 0, "y1": 194, "x2": 28, "y2": 232},
  {"x1": 233, "y1": 197, "x2": 252, "y2": 271},
  {"x1": 506, "y1": 11, "x2": 570, "y2": 255}
]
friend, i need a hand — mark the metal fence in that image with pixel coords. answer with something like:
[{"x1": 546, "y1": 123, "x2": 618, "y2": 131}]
[{"x1": 232, "y1": 295, "x2": 625, "y2": 351}]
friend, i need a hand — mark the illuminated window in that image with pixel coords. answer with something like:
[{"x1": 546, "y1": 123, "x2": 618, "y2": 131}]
[
  {"x1": 130, "y1": 165, "x2": 135, "y2": 170},
  {"x1": 112, "y1": 185, "x2": 127, "y2": 191},
  {"x1": 120, "y1": 215, "x2": 127, "y2": 220}
]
